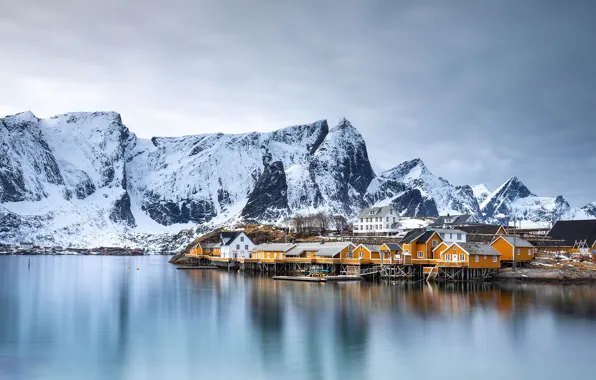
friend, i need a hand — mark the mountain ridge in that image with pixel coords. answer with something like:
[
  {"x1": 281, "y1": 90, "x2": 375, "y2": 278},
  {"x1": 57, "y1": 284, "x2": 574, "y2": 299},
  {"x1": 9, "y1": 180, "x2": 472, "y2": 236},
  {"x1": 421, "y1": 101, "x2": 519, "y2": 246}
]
[{"x1": 1, "y1": 110, "x2": 594, "y2": 249}]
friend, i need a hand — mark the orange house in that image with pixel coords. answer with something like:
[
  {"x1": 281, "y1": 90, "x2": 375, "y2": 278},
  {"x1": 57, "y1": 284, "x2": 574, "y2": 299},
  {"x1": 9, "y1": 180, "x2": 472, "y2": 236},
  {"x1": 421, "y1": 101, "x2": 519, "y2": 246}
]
[
  {"x1": 379, "y1": 243, "x2": 409, "y2": 264},
  {"x1": 491, "y1": 236, "x2": 534, "y2": 262},
  {"x1": 353, "y1": 244, "x2": 390, "y2": 263},
  {"x1": 434, "y1": 242, "x2": 501, "y2": 268},
  {"x1": 401, "y1": 229, "x2": 443, "y2": 263}
]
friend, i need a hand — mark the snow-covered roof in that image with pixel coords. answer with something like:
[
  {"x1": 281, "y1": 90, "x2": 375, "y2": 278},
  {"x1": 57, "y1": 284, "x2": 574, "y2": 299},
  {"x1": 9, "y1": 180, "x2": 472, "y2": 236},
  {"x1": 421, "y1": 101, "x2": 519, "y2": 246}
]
[
  {"x1": 432, "y1": 228, "x2": 467, "y2": 235},
  {"x1": 359, "y1": 244, "x2": 382, "y2": 252}
]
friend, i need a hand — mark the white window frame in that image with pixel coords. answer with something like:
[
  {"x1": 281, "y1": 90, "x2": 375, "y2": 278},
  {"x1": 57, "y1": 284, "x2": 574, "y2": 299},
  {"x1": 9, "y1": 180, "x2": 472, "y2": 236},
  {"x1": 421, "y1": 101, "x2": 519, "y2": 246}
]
[
  {"x1": 267, "y1": 253, "x2": 270, "y2": 259},
  {"x1": 459, "y1": 254, "x2": 465, "y2": 261},
  {"x1": 445, "y1": 254, "x2": 451, "y2": 261},
  {"x1": 475, "y1": 255, "x2": 479, "y2": 262},
  {"x1": 517, "y1": 248, "x2": 521, "y2": 256},
  {"x1": 240, "y1": 236, "x2": 244, "y2": 242},
  {"x1": 457, "y1": 233, "x2": 462, "y2": 240},
  {"x1": 417, "y1": 251, "x2": 424, "y2": 259},
  {"x1": 432, "y1": 240, "x2": 438, "y2": 247},
  {"x1": 236, "y1": 244, "x2": 240, "y2": 250},
  {"x1": 359, "y1": 251, "x2": 364, "y2": 259},
  {"x1": 492, "y1": 256, "x2": 497, "y2": 263}
]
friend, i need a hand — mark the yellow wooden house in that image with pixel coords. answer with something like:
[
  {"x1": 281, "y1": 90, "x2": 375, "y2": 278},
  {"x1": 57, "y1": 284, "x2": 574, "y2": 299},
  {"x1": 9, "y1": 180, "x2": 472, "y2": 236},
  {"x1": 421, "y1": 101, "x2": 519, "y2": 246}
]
[
  {"x1": 400, "y1": 229, "x2": 443, "y2": 264},
  {"x1": 434, "y1": 242, "x2": 501, "y2": 269},
  {"x1": 379, "y1": 243, "x2": 409, "y2": 264},
  {"x1": 490, "y1": 236, "x2": 534, "y2": 262}
]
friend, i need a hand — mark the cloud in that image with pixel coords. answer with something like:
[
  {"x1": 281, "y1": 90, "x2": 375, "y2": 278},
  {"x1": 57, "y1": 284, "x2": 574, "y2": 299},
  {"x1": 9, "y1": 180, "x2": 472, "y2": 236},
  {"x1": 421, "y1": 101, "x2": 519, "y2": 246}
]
[{"x1": 1, "y1": 0, "x2": 595, "y2": 205}]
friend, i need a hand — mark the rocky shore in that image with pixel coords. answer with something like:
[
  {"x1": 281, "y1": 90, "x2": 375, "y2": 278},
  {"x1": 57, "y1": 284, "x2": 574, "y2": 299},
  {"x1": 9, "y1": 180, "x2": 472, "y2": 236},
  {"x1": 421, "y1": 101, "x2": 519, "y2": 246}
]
[{"x1": 494, "y1": 259, "x2": 596, "y2": 283}]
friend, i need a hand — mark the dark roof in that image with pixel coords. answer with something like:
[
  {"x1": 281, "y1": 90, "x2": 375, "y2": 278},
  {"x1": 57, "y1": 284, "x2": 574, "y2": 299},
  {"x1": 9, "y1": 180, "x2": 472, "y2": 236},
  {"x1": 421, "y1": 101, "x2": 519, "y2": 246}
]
[
  {"x1": 400, "y1": 229, "x2": 426, "y2": 243},
  {"x1": 431, "y1": 214, "x2": 476, "y2": 227},
  {"x1": 547, "y1": 220, "x2": 596, "y2": 248},
  {"x1": 418, "y1": 230, "x2": 439, "y2": 243},
  {"x1": 220, "y1": 232, "x2": 242, "y2": 246},
  {"x1": 457, "y1": 224, "x2": 505, "y2": 243},
  {"x1": 383, "y1": 243, "x2": 403, "y2": 251},
  {"x1": 200, "y1": 242, "x2": 221, "y2": 249}
]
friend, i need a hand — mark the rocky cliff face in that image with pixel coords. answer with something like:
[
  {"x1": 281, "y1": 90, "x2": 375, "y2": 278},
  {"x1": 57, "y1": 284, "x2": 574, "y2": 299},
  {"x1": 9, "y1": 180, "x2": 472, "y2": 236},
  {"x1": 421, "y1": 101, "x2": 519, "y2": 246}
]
[{"x1": 0, "y1": 111, "x2": 594, "y2": 248}]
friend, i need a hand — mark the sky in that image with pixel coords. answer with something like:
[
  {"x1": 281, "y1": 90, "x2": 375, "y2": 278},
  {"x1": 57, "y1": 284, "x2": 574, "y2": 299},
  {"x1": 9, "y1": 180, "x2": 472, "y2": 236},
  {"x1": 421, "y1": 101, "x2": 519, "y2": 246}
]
[{"x1": 1, "y1": 0, "x2": 595, "y2": 206}]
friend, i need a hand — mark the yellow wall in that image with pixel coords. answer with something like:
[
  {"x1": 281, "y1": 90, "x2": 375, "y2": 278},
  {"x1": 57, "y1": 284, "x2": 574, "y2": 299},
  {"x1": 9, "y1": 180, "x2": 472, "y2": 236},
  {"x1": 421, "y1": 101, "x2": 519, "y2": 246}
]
[
  {"x1": 491, "y1": 237, "x2": 533, "y2": 261},
  {"x1": 469, "y1": 253, "x2": 501, "y2": 269},
  {"x1": 432, "y1": 242, "x2": 449, "y2": 260},
  {"x1": 496, "y1": 226, "x2": 507, "y2": 235}
]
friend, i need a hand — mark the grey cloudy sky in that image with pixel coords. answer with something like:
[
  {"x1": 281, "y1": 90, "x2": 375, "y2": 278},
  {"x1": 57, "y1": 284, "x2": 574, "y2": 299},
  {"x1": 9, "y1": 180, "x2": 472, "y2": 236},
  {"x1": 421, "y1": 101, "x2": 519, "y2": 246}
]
[{"x1": 1, "y1": 0, "x2": 595, "y2": 205}]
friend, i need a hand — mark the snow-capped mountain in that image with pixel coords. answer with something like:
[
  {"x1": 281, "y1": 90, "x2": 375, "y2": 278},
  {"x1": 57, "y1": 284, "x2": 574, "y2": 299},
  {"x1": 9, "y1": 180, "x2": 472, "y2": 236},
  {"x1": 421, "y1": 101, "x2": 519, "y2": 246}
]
[
  {"x1": 1, "y1": 110, "x2": 594, "y2": 249},
  {"x1": 0, "y1": 112, "x2": 374, "y2": 249},
  {"x1": 365, "y1": 158, "x2": 481, "y2": 218},
  {"x1": 479, "y1": 176, "x2": 571, "y2": 226},
  {"x1": 471, "y1": 184, "x2": 491, "y2": 204}
]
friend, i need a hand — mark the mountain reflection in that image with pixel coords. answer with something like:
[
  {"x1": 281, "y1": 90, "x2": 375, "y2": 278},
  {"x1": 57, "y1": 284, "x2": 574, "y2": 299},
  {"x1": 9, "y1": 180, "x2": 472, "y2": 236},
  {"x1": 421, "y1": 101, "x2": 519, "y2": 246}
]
[{"x1": 1, "y1": 256, "x2": 596, "y2": 380}]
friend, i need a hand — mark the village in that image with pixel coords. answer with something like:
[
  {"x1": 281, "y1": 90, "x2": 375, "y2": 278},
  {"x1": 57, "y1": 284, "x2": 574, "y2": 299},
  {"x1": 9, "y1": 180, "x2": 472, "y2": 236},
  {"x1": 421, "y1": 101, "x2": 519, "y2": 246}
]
[{"x1": 177, "y1": 206, "x2": 596, "y2": 283}]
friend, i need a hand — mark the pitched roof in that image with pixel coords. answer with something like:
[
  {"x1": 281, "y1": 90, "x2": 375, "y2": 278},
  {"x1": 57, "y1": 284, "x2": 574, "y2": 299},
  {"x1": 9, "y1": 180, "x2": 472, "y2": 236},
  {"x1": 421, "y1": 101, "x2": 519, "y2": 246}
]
[
  {"x1": 430, "y1": 214, "x2": 474, "y2": 226},
  {"x1": 361, "y1": 244, "x2": 382, "y2": 252},
  {"x1": 400, "y1": 229, "x2": 426, "y2": 243},
  {"x1": 357, "y1": 205, "x2": 396, "y2": 219},
  {"x1": 285, "y1": 242, "x2": 354, "y2": 257},
  {"x1": 418, "y1": 230, "x2": 439, "y2": 243},
  {"x1": 200, "y1": 242, "x2": 221, "y2": 249},
  {"x1": 458, "y1": 243, "x2": 501, "y2": 256},
  {"x1": 432, "y1": 228, "x2": 467, "y2": 235},
  {"x1": 220, "y1": 231, "x2": 253, "y2": 246},
  {"x1": 382, "y1": 243, "x2": 402, "y2": 251},
  {"x1": 254, "y1": 243, "x2": 296, "y2": 252},
  {"x1": 496, "y1": 235, "x2": 534, "y2": 248},
  {"x1": 547, "y1": 220, "x2": 596, "y2": 248}
]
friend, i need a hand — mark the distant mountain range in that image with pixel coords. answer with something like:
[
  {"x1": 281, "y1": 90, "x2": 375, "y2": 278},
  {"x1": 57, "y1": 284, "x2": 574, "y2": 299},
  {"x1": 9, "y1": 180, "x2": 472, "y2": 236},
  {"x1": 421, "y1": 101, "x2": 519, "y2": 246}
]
[{"x1": 1, "y1": 111, "x2": 594, "y2": 249}]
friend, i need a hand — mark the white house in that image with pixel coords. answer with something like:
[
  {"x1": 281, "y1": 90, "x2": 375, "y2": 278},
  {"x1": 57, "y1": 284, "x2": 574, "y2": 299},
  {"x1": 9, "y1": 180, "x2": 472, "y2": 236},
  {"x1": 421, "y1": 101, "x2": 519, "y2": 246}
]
[
  {"x1": 432, "y1": 229, "x2": 467, "y2": 243},
  {"x1": 19, "y1": 242, "x2": 34, "y2": 249},
  {"x1": 218, "y1": 232, "x2": 255, "y2": 259},
  {"x1": 353, "y1": 206, "x2": 401, "y2": 236}
]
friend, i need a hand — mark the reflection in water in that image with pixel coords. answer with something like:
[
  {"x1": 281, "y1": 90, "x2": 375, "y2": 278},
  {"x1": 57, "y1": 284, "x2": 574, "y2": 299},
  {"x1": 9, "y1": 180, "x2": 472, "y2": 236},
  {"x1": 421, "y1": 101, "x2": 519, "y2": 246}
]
[{"x1": 1, "y1": 256, "x2": 596, "y2": 380}]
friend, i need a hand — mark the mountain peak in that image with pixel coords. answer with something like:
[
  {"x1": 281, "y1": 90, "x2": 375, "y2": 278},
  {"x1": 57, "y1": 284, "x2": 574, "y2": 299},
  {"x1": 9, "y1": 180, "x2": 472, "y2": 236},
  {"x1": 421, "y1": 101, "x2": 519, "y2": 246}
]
[
  {"x1": 331, "y1": 117, "x2": 355, "y2": 132},
  {"x1": 2, "y1": 111, "x2": 39, "y2": 124}
]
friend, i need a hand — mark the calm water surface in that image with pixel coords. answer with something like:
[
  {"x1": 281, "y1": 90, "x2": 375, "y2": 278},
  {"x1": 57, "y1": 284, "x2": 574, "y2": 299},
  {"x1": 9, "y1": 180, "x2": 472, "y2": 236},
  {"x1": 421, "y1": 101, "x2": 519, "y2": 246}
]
[{"x1": 1, "y1": 255, "x2": 596, "y2": 380}]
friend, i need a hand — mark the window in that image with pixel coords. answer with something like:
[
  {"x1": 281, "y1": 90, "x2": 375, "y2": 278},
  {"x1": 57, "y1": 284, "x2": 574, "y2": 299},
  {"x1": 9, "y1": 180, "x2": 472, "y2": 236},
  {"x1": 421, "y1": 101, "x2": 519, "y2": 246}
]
[
  {"x1": 393, "y1": 217, "x2": 396, "y2": 222},
  {"x1": 457, "y1": 233, "x2": 462, "y2": 240},
  {"x1": 475, "y1": 255, "x2": 479, "y2": 262},
  {"x1": 417, "y1": 251, "x2": 424, "y2": 258},
  {"x1": 432, "y1": 240, "x2": 438, "y2": 247},
  {"x1": 359, "y1": 251, "x2": 364, "y2": 259},
  {"x1": 446, "y1": 254, "x2": 451, "y2": 261},
  {"x1": 360, "y1": 218, "x2": 363, "y2": 223},
  {"x1": 278, "y1": 253, "x2": 283, "y2": 259},
  {"x1": 493, "y1": 256, "x2": 497, "y2": 263},
  {"x1": 386, "y1": 217, "x2": 389, "y2": 222},
  {"x1": 440, "y1": 233, "x2": 444, "y2": 238},
  {"x1": 267, "y1": 253, "x2": 270, "y2": 259},
  {"x1": 517, "y1": 248, "x2": 520, "y2": 256},
  {"x1": 245, "y1": 245, "x2": 248, "y2": 250},
  {"x1": 459, "y1": 254, "x2": 465, "y2": 261},
  {"x1": 236, "y1": 244, "x2": 240, "y2": 250},
  {"x1": 529, "y1": 249, "x2": 533, "y2": 257},
  {"x1": 240, "y1": 236, "x2": 244, "y2": 242},
  {"x1": 483, "y1": 255, "x2": 487, "y2": 260},
  {"x1": 449, "y1": 233, "x2": 453, "y2": 240},
  {"x1": 453, "y1": 246, "x2": 457, "y2": 251},
  {"x1": 307, "y1": 252, "x2": 311, "y2": 258},
  {"x1": 347, "y1": 250, "x2": 352, "y2": 258}
]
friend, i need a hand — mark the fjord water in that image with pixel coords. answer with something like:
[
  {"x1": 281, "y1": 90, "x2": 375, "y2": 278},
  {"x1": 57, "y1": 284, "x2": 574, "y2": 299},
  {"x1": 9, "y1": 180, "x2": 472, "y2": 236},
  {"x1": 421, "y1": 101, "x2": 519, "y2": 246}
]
[{"x1": 1, "y1": 256, "x2": 595, "y2": 380}]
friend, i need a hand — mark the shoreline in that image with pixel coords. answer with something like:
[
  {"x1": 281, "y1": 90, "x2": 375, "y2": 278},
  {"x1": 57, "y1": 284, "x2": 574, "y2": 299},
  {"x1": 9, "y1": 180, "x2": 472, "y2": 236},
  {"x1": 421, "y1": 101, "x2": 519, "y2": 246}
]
[{"x1": 169, "y1": 253, "x2": 596, "y2": 284}]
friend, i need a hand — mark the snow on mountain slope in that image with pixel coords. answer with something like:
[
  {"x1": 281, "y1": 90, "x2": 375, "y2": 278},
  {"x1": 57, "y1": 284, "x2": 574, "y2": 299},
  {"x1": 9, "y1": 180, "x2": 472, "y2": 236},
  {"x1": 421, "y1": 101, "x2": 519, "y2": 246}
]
[
  {"x1": 310, "y1": 118, "x2": 375, "y2": 216},
  {"x1": 1, "y1": 110, "x2": 594, "y2": 249},
  {"x1": 0, "y1": 112, "x2": 373, "y2": 248},
  {"x1": 472, "y1": 184, "x2": 491, "y2": 204},
  {"x1": 366, "y1": 159, "x2": 481, "y2": 217},
  {"x1": 480, "y1": 176, "x2": 571, "y2": 225}
]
